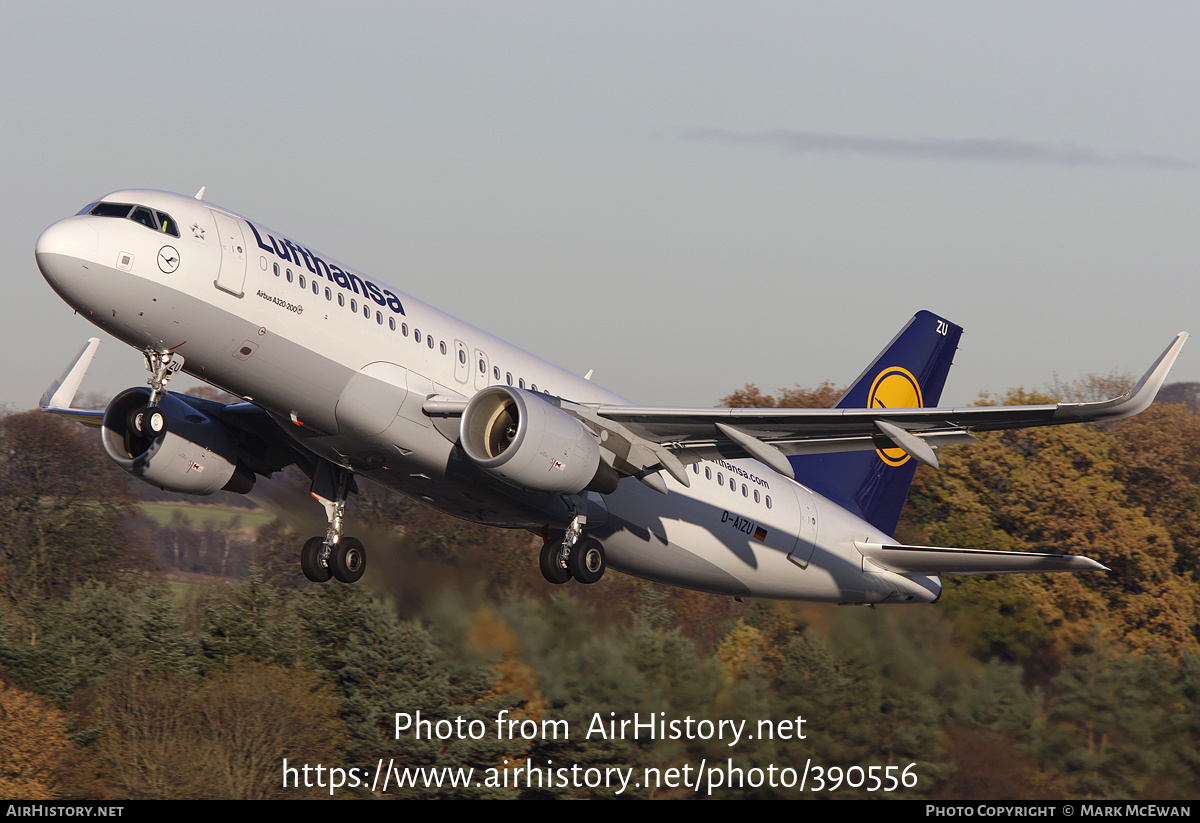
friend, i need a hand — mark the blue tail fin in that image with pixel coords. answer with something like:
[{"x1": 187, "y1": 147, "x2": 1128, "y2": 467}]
[{"x1": 787, "y1": 310, "x2": 963, "y2": 536}]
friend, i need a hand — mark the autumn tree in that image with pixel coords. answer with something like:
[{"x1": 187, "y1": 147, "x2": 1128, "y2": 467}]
[
  {"x1": 719, "y1": 382, "x2": 844, "y2": 409},
  {"x1": 0, "y1": 678, "x2": 90, "y2": 799},
  {"x1": 905, "y1": 390, "x2": 1200, "y2": 661},
  {"x1": 1108, "y1": 400, "x2": 1200, "y2": 586}
]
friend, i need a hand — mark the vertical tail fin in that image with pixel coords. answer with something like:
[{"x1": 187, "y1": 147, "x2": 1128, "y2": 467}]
[{"x1": 787, "y1": 310, "x2": 963, "y2": 535}]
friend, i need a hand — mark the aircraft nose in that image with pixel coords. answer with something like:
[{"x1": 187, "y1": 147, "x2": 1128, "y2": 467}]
[
  {"x1": 36, "y1": 218, "x2": 98, "y2": 257},
  {"x1": 36, "y1": 218, "x2": 98, "y2": 290}
]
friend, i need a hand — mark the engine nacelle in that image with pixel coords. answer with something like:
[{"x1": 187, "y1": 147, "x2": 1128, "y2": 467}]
[
  {"x1": 101, "y1": 388, "x2": 254, "y2": 495},
  {"x1": 460, "y1": 387, "x2": 617, "y2": 494}
]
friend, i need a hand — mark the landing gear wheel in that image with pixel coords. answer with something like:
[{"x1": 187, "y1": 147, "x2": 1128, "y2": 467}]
[
  {"x1": 568, "y1": 537, "x2": 606, "y2": 584},
  {"x1": 331, "y1": 537, "x2": 366, "y2": 583},
  {"x1": 141, "y1": 406, "x2": 166, "y2": 438},
  {"x1": 126, "y1": 407, "x2": 149, "y2": 442},
  {"x1": 300, "y1": 536, "x2": 331, "y2": 583},
  {"x1": 539, "y1": 537, "x2": 572, "y2": 585}
]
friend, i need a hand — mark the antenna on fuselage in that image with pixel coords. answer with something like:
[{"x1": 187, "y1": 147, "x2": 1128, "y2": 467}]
[
  {"x1": 583, "y1": 370, "x2": 594, "y2": 381},
  {"x1": 194, "y1": 186, "x2": 206, "y2": 201}
]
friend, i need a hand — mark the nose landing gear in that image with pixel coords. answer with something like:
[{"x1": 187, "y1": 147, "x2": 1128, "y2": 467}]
[{"x1": 138, "y1": 347, "x2": 179, "y2": 438}]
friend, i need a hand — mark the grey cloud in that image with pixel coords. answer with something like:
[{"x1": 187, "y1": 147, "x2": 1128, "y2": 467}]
[{"x1": 681, "y1": 128, "x2": 1196, "y2": 170}]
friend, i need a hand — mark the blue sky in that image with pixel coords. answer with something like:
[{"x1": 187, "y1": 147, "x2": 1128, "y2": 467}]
[{"x1": 5, "y1": 1, "x2": 1198, "y2": 409}]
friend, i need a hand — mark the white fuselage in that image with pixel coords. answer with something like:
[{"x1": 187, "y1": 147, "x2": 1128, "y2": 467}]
[{"x1": 35, "y1": 189, "x2": 937, "y2": 604}]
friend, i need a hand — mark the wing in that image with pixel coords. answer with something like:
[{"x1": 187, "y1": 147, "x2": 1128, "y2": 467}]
[
  {"x1": 424, "y1": 332, "x2": 1187, "y2": 488},
  {"x1": 39, "y1": 338, "x2": 106, "y2": 426},
  {"x1": 578, "y1": 332, "x2": 1188, "y2": 481}
]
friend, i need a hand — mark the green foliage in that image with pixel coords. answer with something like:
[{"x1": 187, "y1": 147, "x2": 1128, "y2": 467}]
[
  {"x1": 201, "y1": 568, "x2": 301, "y2": 667},
  {"x1": 0, "y1": 412, "x2": 142, "y2": 599},
  {"x1": 1037, "y1": 643, "x2": 1179, "y2": 799},
  {"x1": 0, "y1": 580, "x2": 198, "y2": 708}
]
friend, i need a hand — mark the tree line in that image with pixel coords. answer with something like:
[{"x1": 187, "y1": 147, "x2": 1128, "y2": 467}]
[{"x1": 0, "y1": 377, "x2": 1197, "y2": 799}]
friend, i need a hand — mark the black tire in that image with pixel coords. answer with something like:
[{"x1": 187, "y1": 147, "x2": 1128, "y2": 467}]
[
  {"x1": 300, "y1": 536, "x2": 331, "y2": 583},
  {"x1": 139, "y1": 405, "x2": 166, "y2": 438},
  {"x1": 539, "y1": 537, "x2": 572, "y2": 585},
  {"x1": 331, "y1": 537, "x2": 366, "y2": 584},
  {"x1": 568, "y1": 537, "x2": 605, "y2": 584},
  {"x1": 125, "y1": 407, "x2": 150, "y2": 448}
]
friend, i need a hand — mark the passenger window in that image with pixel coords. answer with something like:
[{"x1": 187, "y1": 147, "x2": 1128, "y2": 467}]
[
  {"x1": 440, "y1": 341, "x2": 446, "y2": 355},
  {"x1": 313, "y1": 280, "x2": 320, "y2": 295},
  {"x1": 325, "y1": 287, "x2": 332, "y2": 300},
  {"x1": 402, "y1": 323, "x2": 409, "y2": 336},
  {"x1": 766, "y1": 496, "x2": 772, "y2": 509},
  {"x1": 519, "y1": 378, "x2": 525, "y2": 389},
  {"x1": 273, "y1": 263, "x2": 280, "y2": 277},
  {"x1": 742, "y1": 484, "x2": 748, "y2": 497},
  {"x1": 705, "y1": 467, "x2": 712, "y2": 480},
  {"x1": 389, "y1": 317, "x2": 396, "y2": 331},
  {"x1": 459, "y1": 350, "x2": 467, "y2": 365},
  {"x1": 338, "y1": 293, "x2": 345, "y2": 307},
  {"x1": 376, "y1": 311, "x2": 383, "y2": 324},
  {"x1": 414, "y1": 329, "x2": 421, "y2": 343},
  {"x1": 427, "y1": 336, "x2": 435, "y2": 349},
  {"x1": 286, "y1": 269, "x2": 294, "y2": 283},
  {"x1": 351, "y1": 299, "x2": 358, "y2": 312},
  {"x1": 493, "y1": 367, "x2": 500, "y2": 380},
  {"x1": 299, "y1": 274, "x2": 307, "y2": 289}
]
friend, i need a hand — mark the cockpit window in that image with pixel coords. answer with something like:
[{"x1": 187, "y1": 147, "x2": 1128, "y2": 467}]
[
  {"x1": 90, "y1": 202, "x2": 134, "y2": 218},
  {"x1": 86, "y1": 201, "x2": 181, "y2": 238},
  {"x1": 131, "y1": 207, "x2": 158, "y2": 229}
]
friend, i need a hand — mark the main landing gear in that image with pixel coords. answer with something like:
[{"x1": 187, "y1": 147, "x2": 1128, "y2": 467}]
[
  {"x1": 301, "y1": 462, "x2": 367, "y2": 584},
  {"x1": 539, "y1": 514, "x2": 606, "y2": 586}
]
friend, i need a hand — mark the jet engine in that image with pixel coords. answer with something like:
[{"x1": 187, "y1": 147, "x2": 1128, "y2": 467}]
[
  {"x1": 101, "y1": 388, "x2": 255, "y2": 495},
  {"x1": 460, "y1": 386, "x2": 618, "y2": 494}
]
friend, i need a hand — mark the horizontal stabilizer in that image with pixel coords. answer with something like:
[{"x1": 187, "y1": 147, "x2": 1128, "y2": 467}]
[{"x1": 854, "y1": 541, "x2": 1109, "y2": 576}]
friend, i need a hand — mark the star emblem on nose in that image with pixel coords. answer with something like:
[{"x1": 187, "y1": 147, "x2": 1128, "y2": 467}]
[{"x1": 191, "y1": 223, "x2": 205, "y2": 240}]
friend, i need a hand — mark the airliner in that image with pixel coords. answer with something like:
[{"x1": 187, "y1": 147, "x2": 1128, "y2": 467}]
[{"x1": 34, "y1": 189, "x2": 1187, "y2": 604}]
